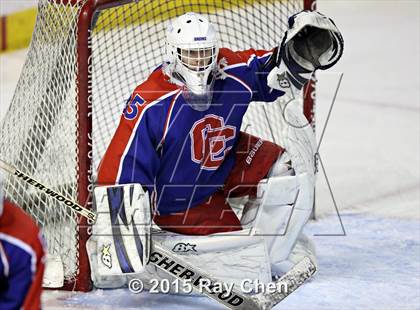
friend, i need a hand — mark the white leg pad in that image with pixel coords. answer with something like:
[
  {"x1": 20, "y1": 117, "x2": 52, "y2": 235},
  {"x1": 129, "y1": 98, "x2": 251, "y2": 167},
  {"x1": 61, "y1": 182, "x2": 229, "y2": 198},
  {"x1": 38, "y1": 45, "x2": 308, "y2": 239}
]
[
  {"x1": 258, "y1": 175, "x2": 299, "y2": 206},
  {"x1": 88, "y1": 227, "x2": 272, "y2": 292},
  {"x1": 241, "y1": 173, "x2": 299, "y2": 231},
  {"x1": 241, "y1": 172, "x2": 314, "y2": 274},
  {"x1": 137, "y1": 228, "x2": 271, "y2": 294},
  {"x1": 272, "y1": 233, "x2": 317, "y2": 275}
]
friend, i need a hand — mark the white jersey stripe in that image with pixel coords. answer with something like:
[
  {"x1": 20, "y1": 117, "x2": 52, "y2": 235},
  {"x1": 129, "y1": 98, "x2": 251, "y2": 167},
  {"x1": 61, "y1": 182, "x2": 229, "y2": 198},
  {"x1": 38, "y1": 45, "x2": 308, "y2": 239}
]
[
  {"x1": 0, "y1": 233, "x2": 37, "y2": 275},
  {"x1": 159, "y1": 90, "x2": 182, "y2": 148},
  {"x1": 0, "y1": 242, "x2": 9, "y2": 277},
  {"x1": 224, "y1": 72, "x2": 253, "y2": 99}
]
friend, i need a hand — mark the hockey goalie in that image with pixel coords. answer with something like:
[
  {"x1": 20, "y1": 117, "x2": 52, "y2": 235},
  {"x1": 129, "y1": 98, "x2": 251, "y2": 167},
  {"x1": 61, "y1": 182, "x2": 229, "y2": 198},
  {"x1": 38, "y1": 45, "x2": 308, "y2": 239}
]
[{"x1": 88, "y1": 10, "x2": 343, "y2": 297}]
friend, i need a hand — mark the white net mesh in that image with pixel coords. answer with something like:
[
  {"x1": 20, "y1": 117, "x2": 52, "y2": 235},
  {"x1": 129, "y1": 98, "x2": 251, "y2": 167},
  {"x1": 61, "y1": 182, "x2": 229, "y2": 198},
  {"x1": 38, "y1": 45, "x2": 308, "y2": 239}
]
[
  {"x1": 0, "y1": 0, "x2": 306, "y2": 290},
  {"x1": 0, "y1": 0, "x2": 84, "y2": 285}
]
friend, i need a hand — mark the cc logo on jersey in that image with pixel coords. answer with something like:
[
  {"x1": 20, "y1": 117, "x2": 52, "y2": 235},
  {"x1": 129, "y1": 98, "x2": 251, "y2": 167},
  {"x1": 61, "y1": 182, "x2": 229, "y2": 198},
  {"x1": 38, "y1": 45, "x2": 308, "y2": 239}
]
[
  {"x1": 123, "y1": 94, "x2": 145, "y2": 120},
  {"x1": 190, "y1": 115, "x2": 236, "y2": 170}
]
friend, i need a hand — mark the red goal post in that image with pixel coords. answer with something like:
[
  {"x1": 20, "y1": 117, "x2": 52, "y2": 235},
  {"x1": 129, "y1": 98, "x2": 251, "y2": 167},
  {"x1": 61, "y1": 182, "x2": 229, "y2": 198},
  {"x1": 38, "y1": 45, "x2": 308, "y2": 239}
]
[{"x1": 0, "y1": 0, "x2": 316, "y2": 292}]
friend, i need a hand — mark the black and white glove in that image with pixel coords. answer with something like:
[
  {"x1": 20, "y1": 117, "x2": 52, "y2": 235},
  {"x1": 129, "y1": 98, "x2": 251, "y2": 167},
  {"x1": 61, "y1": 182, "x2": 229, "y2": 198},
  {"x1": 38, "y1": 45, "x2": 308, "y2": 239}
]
[{"x1": 267, "y1": 11, "x2": 344, "y2": 93}]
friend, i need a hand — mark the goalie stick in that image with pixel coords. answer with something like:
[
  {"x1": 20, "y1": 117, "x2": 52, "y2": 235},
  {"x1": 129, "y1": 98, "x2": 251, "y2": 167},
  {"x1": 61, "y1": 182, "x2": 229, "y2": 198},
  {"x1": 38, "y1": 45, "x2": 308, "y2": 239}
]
[
  {"x1": 149, "y1": 242, "x2": 316, "y2": 310},
  {"x1": 0, "y1": 158, "x2": 96, "y2": 221}
]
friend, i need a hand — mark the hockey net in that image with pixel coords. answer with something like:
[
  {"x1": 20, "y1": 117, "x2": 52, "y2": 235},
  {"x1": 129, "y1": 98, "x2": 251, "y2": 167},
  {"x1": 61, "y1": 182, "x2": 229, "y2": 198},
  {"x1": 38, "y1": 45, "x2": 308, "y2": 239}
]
[{"x1": 0, "y1": 0, "x2": 315, "y2": 291}]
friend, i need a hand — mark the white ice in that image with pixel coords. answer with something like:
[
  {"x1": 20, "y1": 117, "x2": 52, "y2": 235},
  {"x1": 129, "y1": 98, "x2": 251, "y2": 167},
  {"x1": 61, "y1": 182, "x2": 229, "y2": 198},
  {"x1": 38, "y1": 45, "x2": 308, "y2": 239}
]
[{"x1": 0, "y1": 0, "x2": 419, "y2": 309}]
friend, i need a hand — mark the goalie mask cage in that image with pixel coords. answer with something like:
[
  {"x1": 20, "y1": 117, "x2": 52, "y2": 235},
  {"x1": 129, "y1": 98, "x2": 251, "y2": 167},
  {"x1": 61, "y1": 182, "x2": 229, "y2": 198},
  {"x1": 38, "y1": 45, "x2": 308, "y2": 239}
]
[{"x1": 0, "y1": 0, "x2": 316, "y2": 291}]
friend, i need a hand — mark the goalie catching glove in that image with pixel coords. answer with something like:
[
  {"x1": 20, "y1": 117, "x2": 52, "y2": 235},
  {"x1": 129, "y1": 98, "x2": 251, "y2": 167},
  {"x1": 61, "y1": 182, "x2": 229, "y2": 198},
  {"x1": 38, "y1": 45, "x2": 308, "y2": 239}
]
[{"x1": 267, "y1": 10, "x2": 344, "y2": 93}]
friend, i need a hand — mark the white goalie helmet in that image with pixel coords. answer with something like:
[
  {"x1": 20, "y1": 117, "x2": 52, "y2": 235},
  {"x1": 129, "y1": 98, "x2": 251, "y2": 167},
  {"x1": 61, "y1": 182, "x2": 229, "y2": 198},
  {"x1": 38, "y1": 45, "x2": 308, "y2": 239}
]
[{"x1": 165, "y1": 12, "x2": 219, "y2": 110}]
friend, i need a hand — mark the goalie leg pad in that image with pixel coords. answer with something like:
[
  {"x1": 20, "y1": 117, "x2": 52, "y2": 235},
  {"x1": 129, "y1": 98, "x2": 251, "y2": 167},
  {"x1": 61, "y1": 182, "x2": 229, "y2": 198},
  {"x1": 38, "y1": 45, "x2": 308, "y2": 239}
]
[
  {"x1": 273, "y1": 233, "x2": 317, "y2": 275},
  {"x1": 136, "y1": 228, "x2": 271, "y2": 294},
  {"x1": 240, "y1": 153, "x2": 315, "y2": 274},
  {"x1": 241, "y1": 173, "x2": 313, "y2": 256},
  {"x1": 86, "y1": 237, "x2": 127, "y2": 288},
  {"x1": 88, "y1": 227, "x2": 272, "y2": 292}
]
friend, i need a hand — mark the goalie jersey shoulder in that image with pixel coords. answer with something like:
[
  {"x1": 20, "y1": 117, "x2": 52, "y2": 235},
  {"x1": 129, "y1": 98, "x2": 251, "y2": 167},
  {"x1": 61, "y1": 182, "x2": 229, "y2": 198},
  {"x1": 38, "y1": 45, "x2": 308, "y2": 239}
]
[
  {"x1": 218, "y1": 47, "x2": 275, "y2": 68},
  {"x1": 97, "y1": 67, "x2": 181, "y2": 185},
  {"x1": 123, "y1": 67, "x2": 180, "y2": 123}
]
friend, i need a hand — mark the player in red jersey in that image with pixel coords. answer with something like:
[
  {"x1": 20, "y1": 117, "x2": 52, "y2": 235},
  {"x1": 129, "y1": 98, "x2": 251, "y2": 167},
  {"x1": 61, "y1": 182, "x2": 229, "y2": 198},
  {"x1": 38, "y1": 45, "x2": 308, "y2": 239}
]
[{"x1": 0, "y1": 172, "x2": 46, "y2": 309}]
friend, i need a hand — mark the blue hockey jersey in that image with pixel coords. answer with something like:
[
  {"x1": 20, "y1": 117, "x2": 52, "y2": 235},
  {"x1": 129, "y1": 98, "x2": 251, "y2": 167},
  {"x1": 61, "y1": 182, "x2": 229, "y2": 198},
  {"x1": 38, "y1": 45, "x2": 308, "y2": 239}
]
[
  {"x1": 0, "y1": 200, "x2": 45, "y2": 309},
  {"x1": 97, "y1": 48, "x2": 285, "y2": 215}
]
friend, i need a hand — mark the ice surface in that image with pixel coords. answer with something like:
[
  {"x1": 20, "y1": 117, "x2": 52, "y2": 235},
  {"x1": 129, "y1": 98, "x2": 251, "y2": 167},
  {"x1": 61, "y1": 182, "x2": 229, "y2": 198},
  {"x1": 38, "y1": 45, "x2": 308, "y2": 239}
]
[
  {"x1": 40, "y1": 214, "x2": 420, "y2": 309},
  {"x1": 314, "y1": 0, "x2": 420, "y2": 220},
  {"x1": 1, "y1": 0, "x2": 419, "y2": 309}
]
